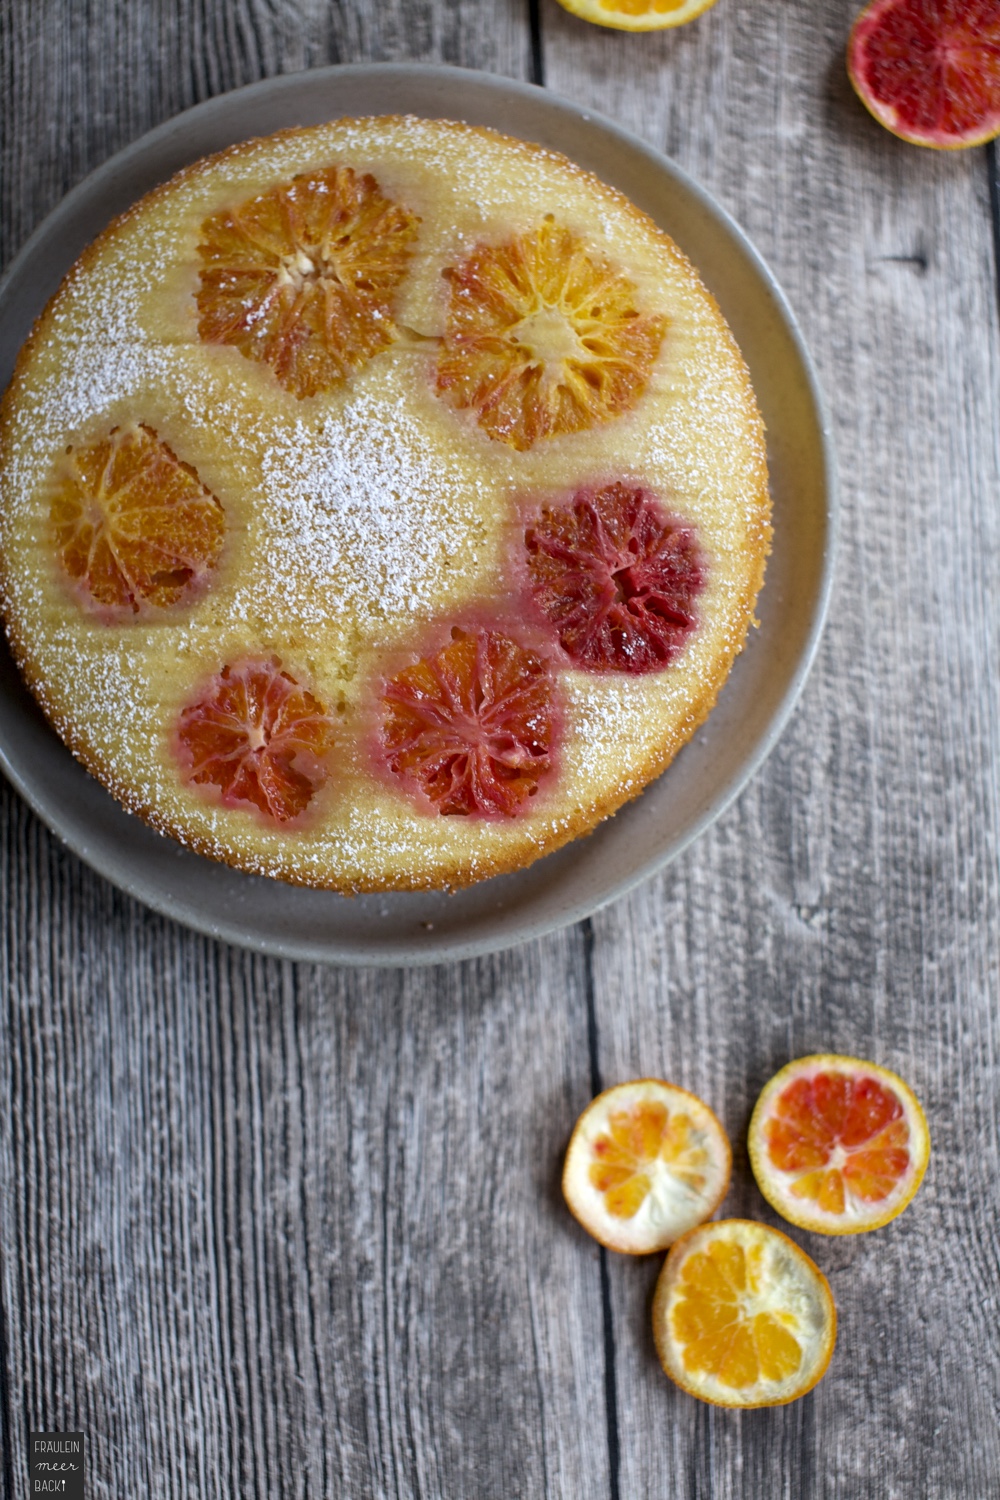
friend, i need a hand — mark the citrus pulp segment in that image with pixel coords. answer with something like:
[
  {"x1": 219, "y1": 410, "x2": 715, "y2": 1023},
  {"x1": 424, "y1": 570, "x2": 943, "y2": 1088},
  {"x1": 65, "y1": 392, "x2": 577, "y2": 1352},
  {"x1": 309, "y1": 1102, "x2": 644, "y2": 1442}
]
[
  {"x1": 435, "y1": 218, "x2": 665, "y2": 450},
  {"x1": 748, "y1": 1055, "x2": 930, "y2": 1235},
  {"x1": 652, "y1": 1220, "x2": 836, "y2": 1407},
  {"x1": 562, "y1": 1079, "x2": 731, "y2": 1254},
  {"x1": 196, "y1": 165, "x2": 419, "y2": 396},
  {"x1": 176, "y1": 658, "x2": 337, "y2": 824},
  {"x1": 847, "y1": 0, "x2": 1000, "y2": 149},
  {"x1": 49, "y1": 424, "x2": 225, "y2": 620},
  {"x1": 378, "y1": 627, "x2": 559, "y2": 818},
  {"x1": 524, "y1": 481, "x2": 704, "y2": 672},
  {"x1": 554, "y1": 0, "x2": 721, "y2": 30}
]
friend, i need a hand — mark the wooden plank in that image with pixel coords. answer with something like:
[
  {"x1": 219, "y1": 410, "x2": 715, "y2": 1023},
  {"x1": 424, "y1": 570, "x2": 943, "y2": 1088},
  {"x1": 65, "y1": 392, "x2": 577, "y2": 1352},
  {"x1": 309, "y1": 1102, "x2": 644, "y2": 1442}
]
[
  {"x1": 544, "y1": 1, "x2": 1000, "y2": 1495},
  {"x1": 0, "y1": 3, "x2": 612, "y2": 1497}
]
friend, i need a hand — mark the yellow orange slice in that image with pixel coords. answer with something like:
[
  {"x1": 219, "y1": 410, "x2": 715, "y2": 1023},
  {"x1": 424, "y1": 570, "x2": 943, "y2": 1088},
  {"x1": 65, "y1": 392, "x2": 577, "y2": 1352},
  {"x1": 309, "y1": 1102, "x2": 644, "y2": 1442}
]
[
  {"x1": 554, "y1": 0, "x2": 720, "y2": 31},
  {"x1": 50, "y1": 423, "x2": 224, "y2": 620},
  {"x1": 436, "y1": 218, "x2": 665, "y2": 451},
  {"x1": 748, "y1": 1054, "x2": 930, "y2": 1235},
  {"x1": 196, "y1": 165, "x2": 419, "y2": 398},
  {"x1": 652, "y1": 1219, "x2": 836, "y2": 1408},
  {"x1": 562, "y1": 1079, "x2": 731, "y2": 1254}
]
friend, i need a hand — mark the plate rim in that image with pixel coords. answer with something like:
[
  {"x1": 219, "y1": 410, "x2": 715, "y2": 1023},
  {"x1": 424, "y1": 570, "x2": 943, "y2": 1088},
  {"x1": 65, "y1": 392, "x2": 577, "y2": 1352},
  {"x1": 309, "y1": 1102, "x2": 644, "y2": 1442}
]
[{"x1": 0, "y1": 61, "x2": 837, "y2": 966}]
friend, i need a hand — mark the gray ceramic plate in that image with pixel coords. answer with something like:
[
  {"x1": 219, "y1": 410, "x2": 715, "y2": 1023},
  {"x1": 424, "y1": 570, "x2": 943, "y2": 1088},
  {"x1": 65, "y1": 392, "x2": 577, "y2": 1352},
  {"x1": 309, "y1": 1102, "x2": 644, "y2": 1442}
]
[{"x1": 0, "y1": 64, "x2": 835, "y2": 966}]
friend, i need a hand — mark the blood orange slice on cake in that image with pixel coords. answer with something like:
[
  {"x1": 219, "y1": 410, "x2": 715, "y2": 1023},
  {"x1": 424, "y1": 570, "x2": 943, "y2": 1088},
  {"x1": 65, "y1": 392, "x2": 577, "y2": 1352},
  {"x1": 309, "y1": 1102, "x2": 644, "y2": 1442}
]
[
  {"x1": 378, "y1": 626, "x2": 559, "y2": 817},
  {"x1": 524, "y1": 481, "x2": 704, "y2": 672},
  {"x1": 176, "y1": 658, "x2": 336, "y2": 824},
  {"x1": 49, "y1": 424, "x2": 224, "y2": 620},
  {"x1": 196, "y1": 165, "x2": 419, "y2": 396},
  {"x1": 848, "y1": 0, "x2": 1000, "y2": 149},
  {"x1": 436, "y1": 218, "x2": 665, "y2": 450},
  {"x1": 748, "y1": 1054, "x2": 930, "y2": 1234}
]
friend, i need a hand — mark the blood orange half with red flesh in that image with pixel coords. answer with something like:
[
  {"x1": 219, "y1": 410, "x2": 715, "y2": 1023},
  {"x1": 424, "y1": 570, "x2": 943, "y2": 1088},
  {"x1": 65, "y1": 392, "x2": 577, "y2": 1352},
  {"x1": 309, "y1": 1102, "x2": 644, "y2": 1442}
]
[
  {"x1": 848, "y1": 0, "x2": 1000, "y2": 149},
  {"x1": 524, "y1": 481, "x2": 704, "y2": 673},
  {"x1": 50, "y1": 424, "x2": 225, "y2": 620},
  {"x1": 748, "y1": 1055, "x2": 930, "y2": 1235},
  {"x1": 176, "y1": 658, "x2": 336, "y2": 824},
  {"x1": 379, "y1": 627, "x2": 558, "y2": 817}
]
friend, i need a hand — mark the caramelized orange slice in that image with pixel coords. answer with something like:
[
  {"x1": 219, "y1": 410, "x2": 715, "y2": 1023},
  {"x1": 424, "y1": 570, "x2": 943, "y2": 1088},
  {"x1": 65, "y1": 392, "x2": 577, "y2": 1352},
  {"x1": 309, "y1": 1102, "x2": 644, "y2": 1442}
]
[
  {"x1": 196, "y1": 166, "x2": 419, "y2": 397},
  {"x1": 176, "y1": 657, "x2": 336, "y2": 824},
  {"x1": 50, "y1": 423, "x2": 224, "y2": 620},
  {"x1": 562, "y1": 1080, "x2": 731, "y2": 1253},
  {"x1": 436, "y1": 218, "x2": 665, "y2": 450},
  {"x1": 748, "y1": 1055, "x2": 930, "y2": 1235},
  {"x1": 379, "y1": 626, "x2": 558, "y2": 818},
  {"x1": 653, "y1": 1220, "x2": 836, "y2": 1407}
]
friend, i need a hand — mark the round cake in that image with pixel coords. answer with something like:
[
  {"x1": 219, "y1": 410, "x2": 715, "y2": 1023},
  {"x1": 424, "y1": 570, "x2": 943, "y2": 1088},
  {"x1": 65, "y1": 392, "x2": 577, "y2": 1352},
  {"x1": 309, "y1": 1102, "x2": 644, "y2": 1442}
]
[{"x1": 0, "y1": 116, "x2": 770, "y2": 892}]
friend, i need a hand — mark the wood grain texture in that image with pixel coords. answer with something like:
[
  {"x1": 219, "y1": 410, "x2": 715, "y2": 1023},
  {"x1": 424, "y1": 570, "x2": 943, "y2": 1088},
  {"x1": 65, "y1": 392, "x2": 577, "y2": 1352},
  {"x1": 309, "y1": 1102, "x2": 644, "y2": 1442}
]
[
  {"x1": 2, "y1": 0, "x2": 1000, "y2": 1496},
  {"x1": 0, "y1": 4, "x2": 609, "y2": 1498},
  {"x1": 544, "y1": 0, "x2": 1000, "y2": 1495}
]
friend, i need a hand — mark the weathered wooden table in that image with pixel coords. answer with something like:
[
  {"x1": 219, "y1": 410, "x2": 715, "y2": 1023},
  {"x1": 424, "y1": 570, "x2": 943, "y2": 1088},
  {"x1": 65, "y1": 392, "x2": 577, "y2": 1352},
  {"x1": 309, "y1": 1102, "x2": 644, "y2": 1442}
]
[{"x1": 2, "y1": 3, "x2": 998, "y2": 1496}]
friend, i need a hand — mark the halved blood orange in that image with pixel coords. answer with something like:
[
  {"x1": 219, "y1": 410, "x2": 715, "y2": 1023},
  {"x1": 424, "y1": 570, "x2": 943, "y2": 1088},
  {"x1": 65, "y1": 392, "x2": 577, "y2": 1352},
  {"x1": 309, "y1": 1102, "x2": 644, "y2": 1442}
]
[
  {"x1": 562, "y1": 1079, "x2": 731, "y2": 1254},
  {"x1": 435, "y1": 218, "x2": 665, "y2": 451},
  {"x1": 196, "y1": 165, "x2": 419, "y2": 397},
  {"x1": 848, "y1": 0, "x2": 1000, "y2": 149},
  {"x1": 50, "y1": 424, "x2": 224, "y2": 620},
  {"x1": 653, "y1": 1220, "x2": 836, "y2": 1408},
  {"x1": 524, "y1": 481, "x2": 704, "y2": 672},
  {"x1": 176, "y1": 657, "x2": 336, "y2": 824},
  {"x1": 555, "y1": 0, "x2": 720, "y2": 29},
  {"x1": 378, "y1": 627, "x2": 558, "y2": 818},
  {"x1": 748, "y1": 1055, "x2": 930, "y2": 1235}
]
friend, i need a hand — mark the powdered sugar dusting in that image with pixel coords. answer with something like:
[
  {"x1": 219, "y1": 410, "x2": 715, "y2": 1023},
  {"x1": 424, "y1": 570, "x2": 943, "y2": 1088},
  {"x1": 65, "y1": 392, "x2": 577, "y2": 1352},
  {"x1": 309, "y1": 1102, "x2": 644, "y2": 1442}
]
[{"x1": 251, "y1": 389, "x2": 493, "y2": 630}]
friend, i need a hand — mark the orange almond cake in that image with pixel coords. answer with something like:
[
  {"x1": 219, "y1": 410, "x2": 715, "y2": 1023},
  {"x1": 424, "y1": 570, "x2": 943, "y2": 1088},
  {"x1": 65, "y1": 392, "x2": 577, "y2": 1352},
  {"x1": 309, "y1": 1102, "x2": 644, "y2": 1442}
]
[{"x1": 0, "y1": 117, "x2": 770, "y2": 892}]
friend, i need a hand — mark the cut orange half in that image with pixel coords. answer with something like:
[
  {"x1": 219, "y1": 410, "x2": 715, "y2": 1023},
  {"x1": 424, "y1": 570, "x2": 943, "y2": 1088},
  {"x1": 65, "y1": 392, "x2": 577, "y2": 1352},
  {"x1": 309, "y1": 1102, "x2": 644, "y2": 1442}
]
[
  {"x1": 848, "y1": 0, "x2": 1000, "y2": 150},
  {"x1": 555, "y1": 0, "x2": 721, "y2": 30},
  {"x1": 653, "y1": 1219, "x2": 836, "y2": 1408},
  {"x1": 562, "y1": 1079, "x2": 731, "y2": 1254},
  {"x1": 748, "y1": 1055, "x2": 930, "y2": 1235}
]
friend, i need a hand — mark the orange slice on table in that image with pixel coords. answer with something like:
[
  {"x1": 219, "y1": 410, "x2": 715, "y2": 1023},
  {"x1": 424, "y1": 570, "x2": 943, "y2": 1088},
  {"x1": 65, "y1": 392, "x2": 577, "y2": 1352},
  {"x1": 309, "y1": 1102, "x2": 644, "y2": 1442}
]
[
  {"x1": 653, "y1": 1219, "x2": 836, "y2": 1408},
  {"x1": 562, "y1": 1079, "x2": 731, "y2": 1254},
  {"x1": 50, "y1": 423, "x2": 225, "y2": 621},
  {"x1": 555, "y1": 0, "x2": 720, "y2": 30},
  {"x1": 748, "y1": 1054, "x2": 930, "y2": 1235}
]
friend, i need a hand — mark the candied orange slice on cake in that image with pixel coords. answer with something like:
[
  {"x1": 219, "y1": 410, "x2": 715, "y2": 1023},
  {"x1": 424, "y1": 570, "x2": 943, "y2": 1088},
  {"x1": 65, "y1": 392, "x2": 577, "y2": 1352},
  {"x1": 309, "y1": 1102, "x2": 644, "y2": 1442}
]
[
  {"x1": 562, "y1": 1079, "x2": 731, "y2": 1254},
  {"x1": 378, "y1": 626, "x2": 558, "y2": 817},
  {"x1": 49, "y1": 423, "x2": 224, "y2": 621},
  {"x1": 748, "y1": 1055, "x2": 930, "y2": 1235},
  {"x1": 525, "y1": 481, "x2": 704, "y2": 672},
  {"x1": 176, "y1": 658, "x2": 336, "y2": 823},
  {"x1": 436, "y1": 218, "x2": 665, "y2": 450},
  {"x1": 653, "y1": 1220, "x2": 836, "y2": 1407},
  {"x1": 196, "y1": 165, "x2": 419, "y2": 397}
]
